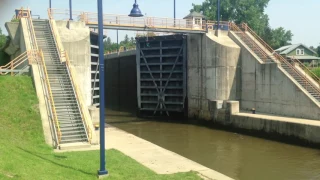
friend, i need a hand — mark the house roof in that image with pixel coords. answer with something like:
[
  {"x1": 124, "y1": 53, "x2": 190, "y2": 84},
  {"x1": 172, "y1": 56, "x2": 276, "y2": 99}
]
[
  {"x1": 183, "y1": 11, "x2": 206, "y2": 19},
  {"x1": 275, "y1": 43, "x2": 317, "y2": 55},
  {"x1": 287, "y1": 56, "x2": 320, "y2": 60}
]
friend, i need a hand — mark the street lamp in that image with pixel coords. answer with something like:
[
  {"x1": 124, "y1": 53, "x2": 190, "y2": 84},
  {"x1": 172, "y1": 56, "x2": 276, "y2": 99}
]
[
  {"x1": 174, "y1": 0, "x2": 176, "y2": 27},
  {"x1": 174, "y1": 0, "x2": 176, "y2": 19},
  {"x1": 128, "y1": 0, "x2": 143, "y2": 17},
  {"x1": 49, "y1": 0, "x2": 51, "y2": 9},
  {"x1": 97, "y1": 0, "x2": 108, "y2": 177},
  {"x1": 215, "y1": 0, "x2": 221, "y2": 36},
  {"x1": 69, "y1": 0, "x2": 73, "y2": 20}
]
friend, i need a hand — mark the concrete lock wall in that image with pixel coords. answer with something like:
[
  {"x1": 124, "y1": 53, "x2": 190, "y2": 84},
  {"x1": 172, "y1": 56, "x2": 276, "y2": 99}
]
[
  {"x1": 104, "y1": 51, "x2": 137, "y2": 115},
  {"x1": 56, "y1": 20, "x2": 91, "y2": 107},
  {"x1": 187, "y1": 33, "x2": 241, "y2": 120},
  {"x1": 229, "y1": 32, "x2": 320, "y2": 120}
]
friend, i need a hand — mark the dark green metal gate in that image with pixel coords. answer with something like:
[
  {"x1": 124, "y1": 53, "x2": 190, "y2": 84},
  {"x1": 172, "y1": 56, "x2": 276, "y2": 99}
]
[{"x1": 136, "y1": 35, "x2": 187, "y2": 116}]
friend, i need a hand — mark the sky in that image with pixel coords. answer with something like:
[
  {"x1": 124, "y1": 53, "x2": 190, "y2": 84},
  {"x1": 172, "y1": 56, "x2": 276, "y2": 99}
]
[{"x1": 0, "y1": 0, "x2": 319, "y2": 47}]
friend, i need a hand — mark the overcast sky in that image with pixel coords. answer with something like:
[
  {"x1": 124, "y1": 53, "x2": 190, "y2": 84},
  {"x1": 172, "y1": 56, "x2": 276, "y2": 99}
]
[{"x1": 0, "y1": 0, "x2": 319, "y2": 47}]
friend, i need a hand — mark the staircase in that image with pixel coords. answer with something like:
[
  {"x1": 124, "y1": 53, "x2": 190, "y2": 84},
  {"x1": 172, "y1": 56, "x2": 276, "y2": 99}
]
[
  {"x1": 33, "y1": 19, "x2": 88, "y2": 144},
  {"x1": 233, "y1": 31, "x2": 274, "y2": 63},
  {"x1": 231, "y1": 23, "x2": 320, "y2": 102},
  {"x1": 280, "y1": 61, "x2": 320, "y2": 101}
]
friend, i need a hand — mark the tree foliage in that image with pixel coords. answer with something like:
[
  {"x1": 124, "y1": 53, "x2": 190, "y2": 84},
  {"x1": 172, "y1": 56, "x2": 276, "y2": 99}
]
[
  {"x1": 0, "y1": 28, "x2": 10, "y2": 66},
  {"x1": 104, "y1": 34, "x2": 136, "y2": 53},
  {"x1": 0, "y1": 28, "x2": 7, "y2": 48},
  {"x1": 267, "y1": 27, "x2": 293, "y2": 50},
  {"x1": 191, "y1": 0, "x2": 293, "y2": 49}
]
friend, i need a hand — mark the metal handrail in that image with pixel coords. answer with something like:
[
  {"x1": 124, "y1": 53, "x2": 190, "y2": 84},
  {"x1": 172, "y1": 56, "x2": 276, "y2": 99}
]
[
  {"x1": 39, "y1": 49, "x2": 62, "y2": 144},
  {"x1": 242, "y1": 23, "x2": 274, "y2": 54},
  {"x1": 230, "y1": 23, "x2": 271, "y2": 62},
  {"x1": 65, "y1": 52, "x2": 92, "y2": 143},
  {"x1": 17, "y1": 8, "x2": 61, "y2": 146},
  {"x1": 48, "y1": 10, "x2": 92, "y2": 143},
  {"x1": 48, "y1": 8, "x2": 66, "y2": 63},
  {"x1": 242, "y1": 23, "x2": 320, "y2": 88},
  {"x1": 25, "y1": 9, "x2": 39, "y2": 51},
  {"x1": 0, "y1": 51, "x2": 28, "y2": 76},
  {"x1": 291, "y1": 57, "x2": 320, "y2": 85}
]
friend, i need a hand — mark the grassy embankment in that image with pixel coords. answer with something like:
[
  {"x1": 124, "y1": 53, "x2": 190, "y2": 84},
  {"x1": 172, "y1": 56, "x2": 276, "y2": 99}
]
[{"x1": 0, "y1": 76, "x2": 201, "y2": 180}]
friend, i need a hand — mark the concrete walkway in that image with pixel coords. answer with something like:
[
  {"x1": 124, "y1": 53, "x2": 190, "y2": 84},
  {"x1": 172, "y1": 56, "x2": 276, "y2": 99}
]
[{"x1": 105, "y1": 126, "x2": 233, "y2": 180}]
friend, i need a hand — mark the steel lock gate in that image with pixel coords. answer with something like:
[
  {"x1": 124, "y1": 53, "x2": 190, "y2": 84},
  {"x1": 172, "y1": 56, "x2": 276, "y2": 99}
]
[{"x1": 136, "y1": 35, "x2": 187, "y2": 116}]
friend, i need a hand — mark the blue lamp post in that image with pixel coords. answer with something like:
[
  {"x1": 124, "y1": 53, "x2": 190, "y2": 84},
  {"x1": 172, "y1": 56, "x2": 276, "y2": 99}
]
[
  {"x1": 174, "y1": 0, "x2": 176, "y2": 19},
  {"x1": 97, "y1": 0, "x2": 108, "y2": 176},
  {"x1": 69, "y1": 0, "x2": 73, "y2": 20},
  {"x1": 49, "y1": 0, "x2": 51, "y2": 9},
  {"x1": 174, "y1": 0, "x2": 176, "y2": 26}
]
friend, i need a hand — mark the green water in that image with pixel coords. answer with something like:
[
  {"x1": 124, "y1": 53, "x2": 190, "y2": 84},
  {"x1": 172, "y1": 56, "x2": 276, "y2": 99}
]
[{"x1": 113, "y1": 121, "x2": 320, "y2": 180}]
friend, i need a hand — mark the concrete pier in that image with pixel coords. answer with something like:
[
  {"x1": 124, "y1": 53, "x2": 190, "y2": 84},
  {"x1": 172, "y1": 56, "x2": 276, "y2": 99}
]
[{"x1": 210, "y1": 101, "x2": 320, "y2": 145}]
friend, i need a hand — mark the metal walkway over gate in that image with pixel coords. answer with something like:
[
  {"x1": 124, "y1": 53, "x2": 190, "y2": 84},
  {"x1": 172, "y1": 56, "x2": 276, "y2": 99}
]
[{"x1": 49, "y1": 9, "x2": 207, "y2": 34}]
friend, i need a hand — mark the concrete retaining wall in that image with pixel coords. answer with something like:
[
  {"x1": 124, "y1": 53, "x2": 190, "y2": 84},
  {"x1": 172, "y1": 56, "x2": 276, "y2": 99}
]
[
  {"x1": 229, "y1": 32, "x2": 320, "y2": 120},
  {"x1": 187, "y1": 33, "x2": 241, "y2": 120},
  {"x1": 4, "y1": 22, "x2": 21, "y2": 59}
]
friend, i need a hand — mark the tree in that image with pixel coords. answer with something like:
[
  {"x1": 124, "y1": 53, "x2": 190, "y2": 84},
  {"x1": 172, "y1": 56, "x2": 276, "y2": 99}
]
[
  {"x1": 267, "y1": 27, "x2": 293, "y2": 50},
  {"x1": 0, "y1": 28, "x2": 7, "y2": 48},
  {"x1": 0, "y1": 28, "x2": 9, "y2": 66},
  {"x1": 103, "y1": 34, "x2": 136, "y2": 53},
  {"x1": 317, "y1": 45, "x2": 320, "y2": 57},
  {"x1": 191, "y1": 0, "x2": 270, "y2": 35},
  {"x1": 123, "y1": 34, "x2": 129, "y2": 45}
]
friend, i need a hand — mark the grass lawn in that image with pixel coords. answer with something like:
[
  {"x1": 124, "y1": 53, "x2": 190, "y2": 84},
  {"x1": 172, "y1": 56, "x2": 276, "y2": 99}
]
[{"x1": 0, "y1": 76, "x2": 202, "y2": 180}]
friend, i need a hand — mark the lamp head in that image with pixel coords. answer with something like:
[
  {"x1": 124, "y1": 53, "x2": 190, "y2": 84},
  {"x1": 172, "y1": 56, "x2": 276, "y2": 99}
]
[{"x1": 129, "y1": 1, "x2": 143, "y2": 17}]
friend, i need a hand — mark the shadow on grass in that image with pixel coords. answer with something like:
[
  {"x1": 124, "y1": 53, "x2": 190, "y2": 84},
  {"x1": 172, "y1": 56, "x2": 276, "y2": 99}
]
[{"x1": 17, "y1": 147, "x2": 96, "y2": 176}]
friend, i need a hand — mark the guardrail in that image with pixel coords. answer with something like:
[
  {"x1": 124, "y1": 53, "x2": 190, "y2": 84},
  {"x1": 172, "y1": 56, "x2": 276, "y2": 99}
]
[
  {"x1": 39, "y1": 49, "x2": 62, "y2": 144},
  {"x1": 241, "y1": 23, "x2": 320, "y2": 87},
  {"x1": 0, "y1": 51, "x2": 28, "y2": 76},
  {"x1": 79, "y1": 12, "x2": 206, "y2": 31},
  {"x1": 206, "y1": 21, "x2": 230, "y2": 30},
  {"x1": 48, "y1": 8, "x2": 82, "y2": 21},
  {"x1": 65, "y1": 52, "x2": 92, "y2": 143}
]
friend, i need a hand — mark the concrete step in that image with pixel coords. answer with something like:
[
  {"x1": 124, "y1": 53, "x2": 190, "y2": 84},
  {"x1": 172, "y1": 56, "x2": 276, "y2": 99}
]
[
  {"x1": 58, "y1": 118, "x2": 82, "y2": 122},
  {"x1": 59, "y1": 141, "x2": 89, "y2": 147}
]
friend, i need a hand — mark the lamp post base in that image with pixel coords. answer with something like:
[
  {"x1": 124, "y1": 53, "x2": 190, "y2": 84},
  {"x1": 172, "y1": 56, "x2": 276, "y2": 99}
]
[{"x1": 98, "y1": 170, "x2": 109, "y2": 179}]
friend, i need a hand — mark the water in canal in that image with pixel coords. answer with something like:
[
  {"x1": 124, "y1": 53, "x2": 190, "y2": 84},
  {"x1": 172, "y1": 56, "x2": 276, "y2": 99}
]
[{"x1": 111, "y1": 120, "x2": 320, "y2": 180}]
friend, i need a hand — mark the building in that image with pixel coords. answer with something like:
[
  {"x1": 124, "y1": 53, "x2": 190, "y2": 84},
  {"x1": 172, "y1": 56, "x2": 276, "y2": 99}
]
[
  {"x1": 183, "y1": 11, "x2": 206, "y2": 29},
  {"x1": 275, "y1": 44, "x2": 320, "y2": 67}
]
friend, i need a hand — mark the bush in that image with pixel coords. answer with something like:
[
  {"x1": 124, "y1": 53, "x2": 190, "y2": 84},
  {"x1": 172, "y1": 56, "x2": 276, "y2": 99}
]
[
  {"x1": 311, "y1": 68, "x2": 320, "y2": 78},
  {"x1": 0, "y1": 50, "x2": 10, "y2": 66}
]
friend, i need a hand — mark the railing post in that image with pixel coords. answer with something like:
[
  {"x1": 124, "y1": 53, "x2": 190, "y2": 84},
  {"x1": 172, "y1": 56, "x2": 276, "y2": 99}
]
[{"x1": 10, "y1": 60, "x2": 14, "y2": 76}]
